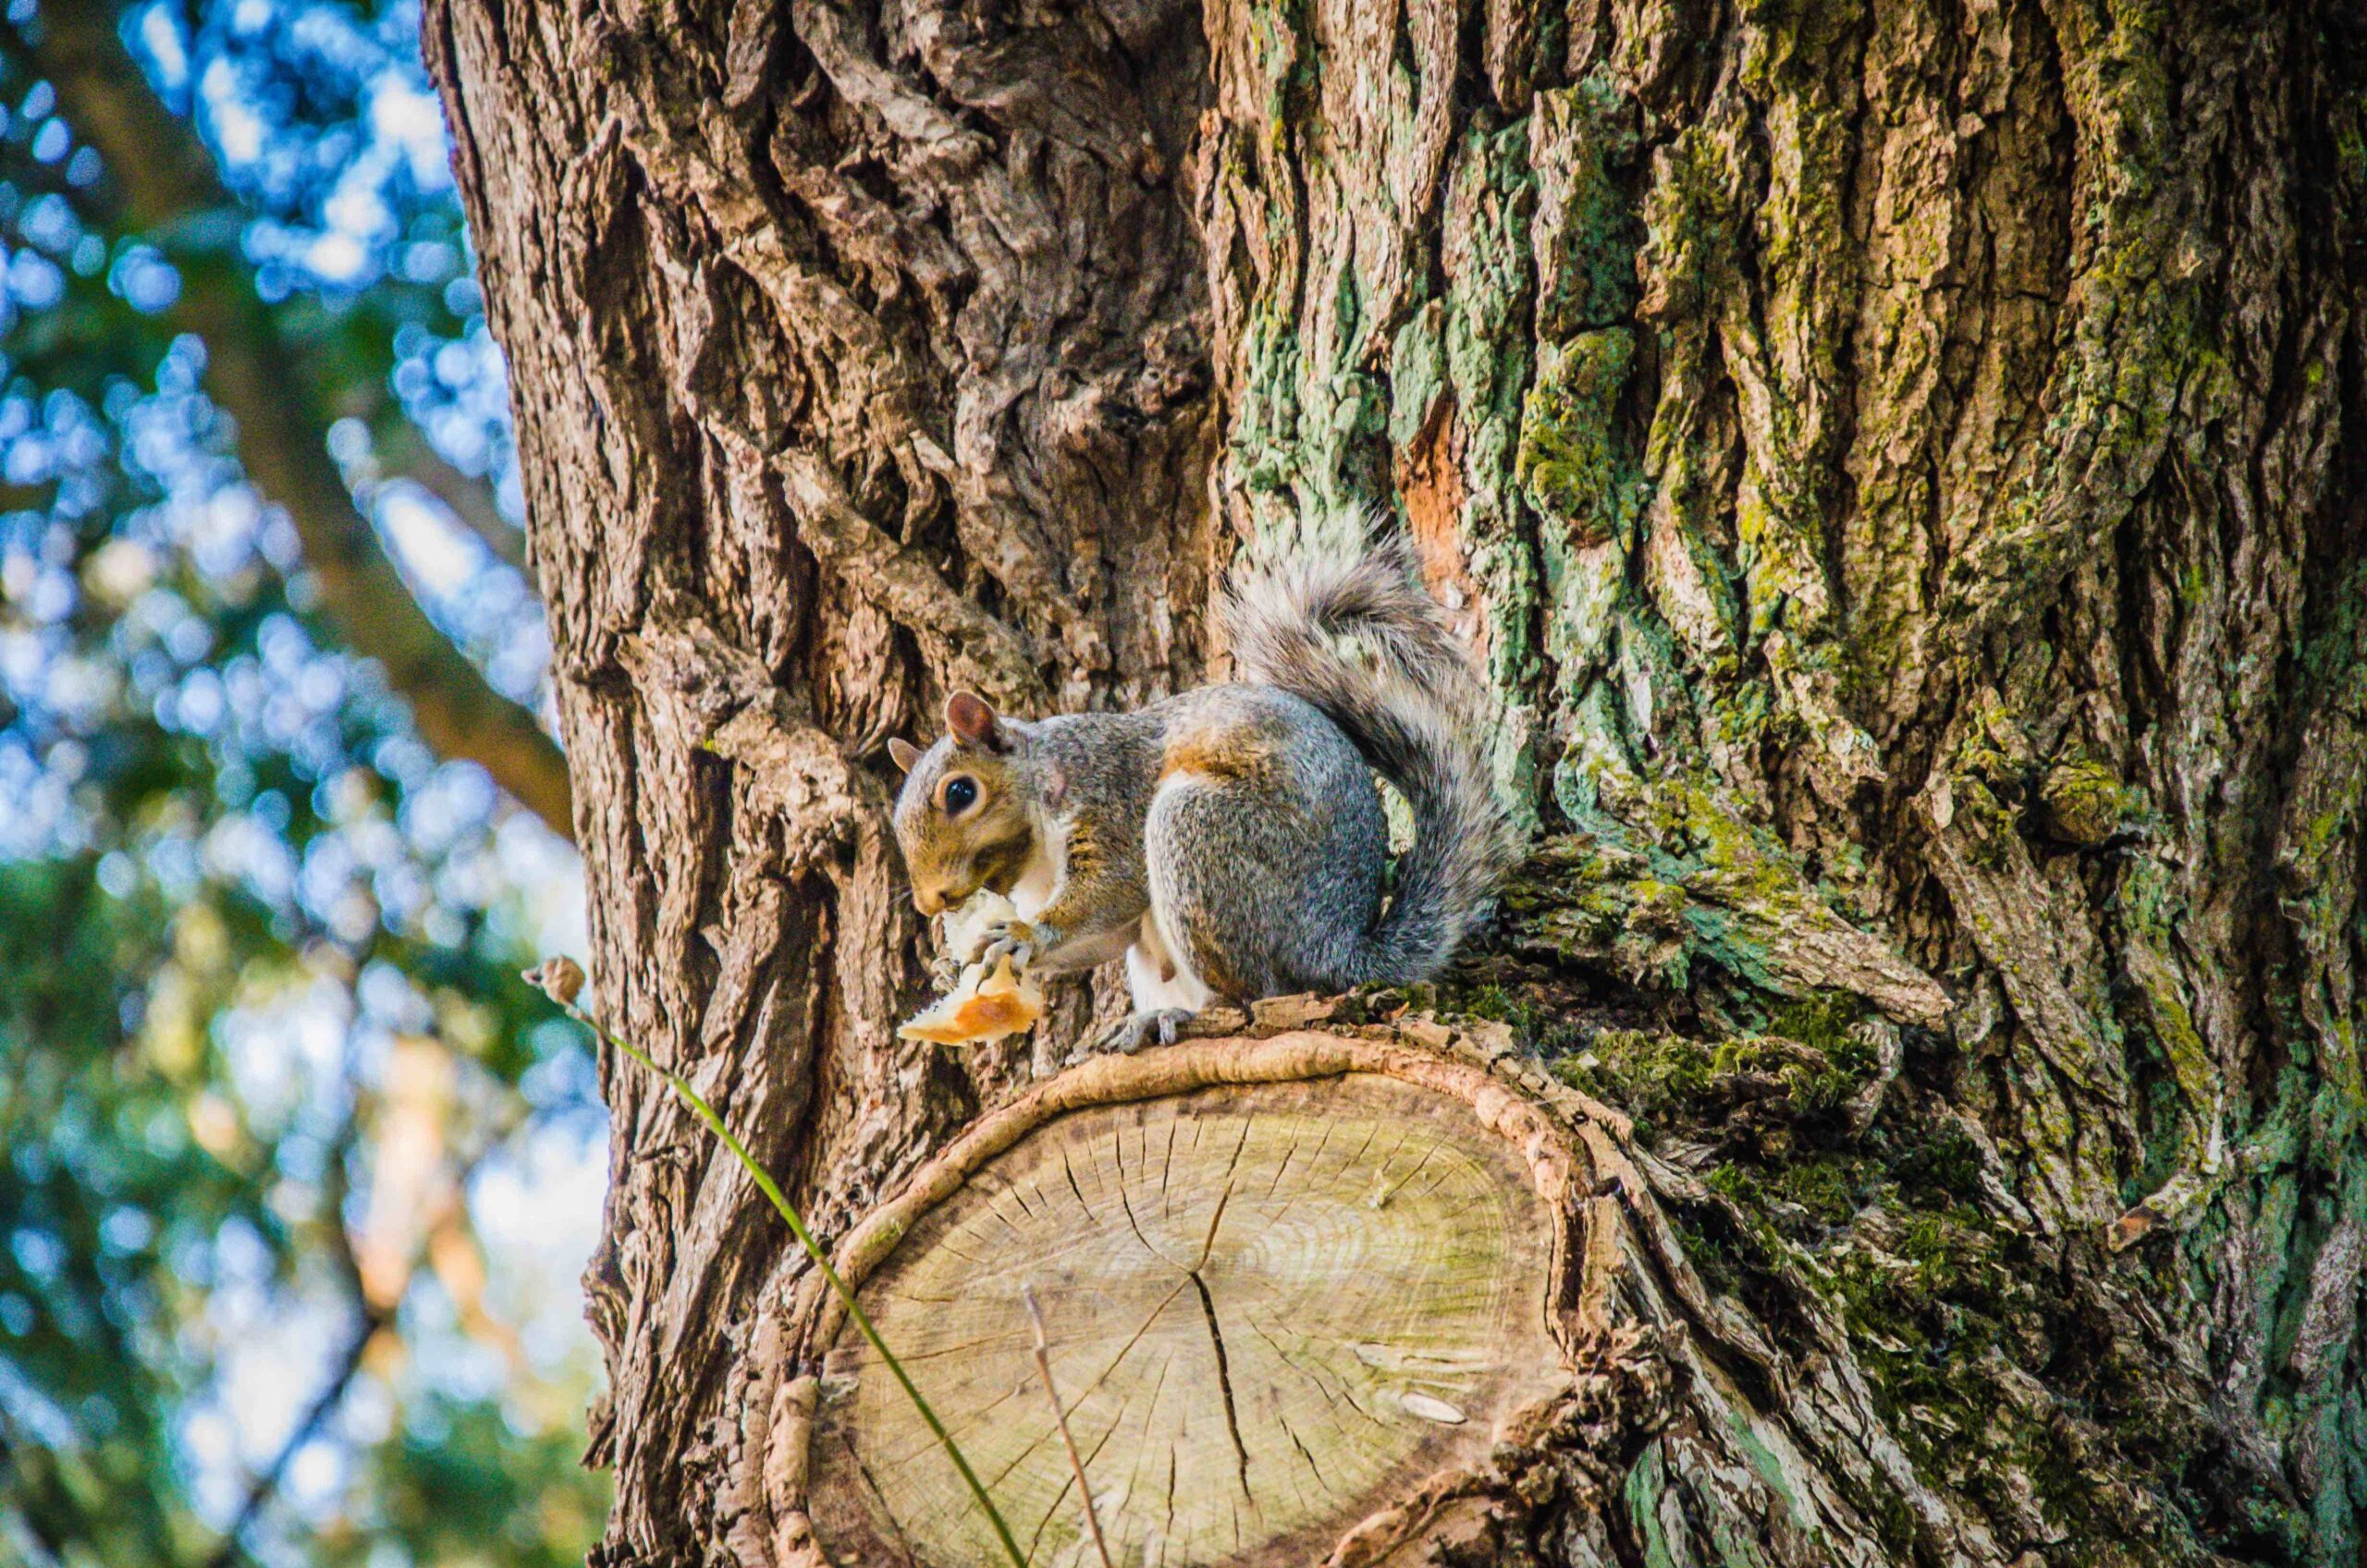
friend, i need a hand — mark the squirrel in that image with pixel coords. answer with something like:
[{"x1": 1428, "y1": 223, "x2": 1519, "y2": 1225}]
[{"x1": 887, "y1": 536, "x2": 1519, "y2": 1055}]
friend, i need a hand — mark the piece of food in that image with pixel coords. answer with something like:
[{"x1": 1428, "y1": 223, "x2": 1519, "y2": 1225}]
[
  {"x1": 900, "y1": 890, "x2": 1044, "y2": 1046},
  {"x1": 938, "y1": 889, "x2": 1019, "y2": 967},
  {"x1": 898, "y1": 954, "x2": 1044, "y2": 1046}
]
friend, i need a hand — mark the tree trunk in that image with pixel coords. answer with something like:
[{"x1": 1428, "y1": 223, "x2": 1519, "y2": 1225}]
[{"x1": 427, "y1": 0, "x2": 2367, "y2": 1563}]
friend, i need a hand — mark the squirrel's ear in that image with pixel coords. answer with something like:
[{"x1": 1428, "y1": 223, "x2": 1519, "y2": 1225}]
[
  {"x1": 944, "y1": 692, "x2": 1006, "y2": 751},
  {"x1": 887, "y1": 737, "x2": 922, "y2": 773}
]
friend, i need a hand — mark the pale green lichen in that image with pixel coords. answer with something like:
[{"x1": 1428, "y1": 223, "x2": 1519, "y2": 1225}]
[
  {"x1": 1531, "y1": 71, "x2": 1641, "y2": 338},
  {"x1": 1441, "y1": 116, "x2": 1545, "y2": 699},
  {"x1": 1518, "y1": 328, "x2": 1637, "y2": 544}
]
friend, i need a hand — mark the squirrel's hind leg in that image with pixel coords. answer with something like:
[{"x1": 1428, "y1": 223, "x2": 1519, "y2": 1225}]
[
  {"x1": 1068, "y1": 915, "x2": 1209, "y2": 1061},
  {"x1": 1123, "y1": 913, "x2": 1211, "y2": 1014},
  {"x1": 1082, "y1": 1006, "x2": 1196, "y2": 1058}
]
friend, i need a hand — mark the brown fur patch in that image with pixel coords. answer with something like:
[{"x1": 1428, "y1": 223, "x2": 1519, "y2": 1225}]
[
  {"x1": 970, "y1": 830, "x2": 1034, "y2": 895},
  {"x1": 1159, "y1": 724, "x2": 1271, "y2": 784},
  {"x1": 1062, "y1": 821, "x2": 1101, "y2": 882}
]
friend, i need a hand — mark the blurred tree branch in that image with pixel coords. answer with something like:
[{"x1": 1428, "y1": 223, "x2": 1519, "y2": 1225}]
[
  {"x1": 202, "y1": 1308, "x2": 386, "y2": 1568},
  {"x1": 23, "y1": 0, "x2": 574, "y2": 839},
  {"x1": 368, "y1": 410, "x2": 534, "y2": 581},
  {"x1": 200, "y1": 1069, "x2": 533, "y2": 1568}
]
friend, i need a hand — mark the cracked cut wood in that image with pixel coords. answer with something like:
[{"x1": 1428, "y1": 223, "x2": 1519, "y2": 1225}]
[
  {"x1": 812, "y1": 1080, "x2": 1555, "y2": 1565},
  {"x1": 790, "y1": 1038, "x2": 1600, "y2": 1568}
]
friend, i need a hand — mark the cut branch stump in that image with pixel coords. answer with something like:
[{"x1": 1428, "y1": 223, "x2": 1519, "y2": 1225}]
[{"x1": 769, "y1": 1031, "x2": 1658, "y2": 1568}]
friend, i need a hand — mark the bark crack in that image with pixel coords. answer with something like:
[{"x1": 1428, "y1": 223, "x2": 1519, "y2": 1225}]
[{"x1": 1188, "y1": 1269, "x2": 1255, "y2": 1506}]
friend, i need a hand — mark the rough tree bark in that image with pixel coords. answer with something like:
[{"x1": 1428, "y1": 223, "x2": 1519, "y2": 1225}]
[{"x1": 427, "y1": 0, "x2": 2367, "y2": 1563}]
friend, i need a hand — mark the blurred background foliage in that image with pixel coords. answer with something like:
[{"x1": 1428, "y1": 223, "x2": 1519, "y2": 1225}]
[{"x1": 0, "y1": 0, "x2": 609, "y2": 1564}]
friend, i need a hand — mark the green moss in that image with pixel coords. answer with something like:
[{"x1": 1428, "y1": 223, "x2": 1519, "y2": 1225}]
[
  {"x1": 1550, "y1": 1022, "x2": 1870, "y2": 1144},
  {"x1": 1578, "y1": 1037, "x2": 2209, "y2": 1562},
  {"x1": 1886, "y1": 1124, "x2": 1983, "y2": 1204},
  {"x1": 1518, "y1": 328, "x2": 1637, "y2": 540},
  {"x1": 1449, "y1": 982, "x2": 1539, "y2": 1040},
  {"x1": 1766, "y1": 991, "x2": 1869, "y2": 1064},
  {"x1": 2039, "y1": 755, "x2": 2132, "y2": 846},
  {"x1": 1606, "y1": 1069, "x2": 2206, "y2": 1566},
  {"x1": 1551, "y1": 1029, "x2": 1716, "y2": 1133},
  {"x1": 1763, "y1": 1153, "x2": 1864, "y2": 1228}
]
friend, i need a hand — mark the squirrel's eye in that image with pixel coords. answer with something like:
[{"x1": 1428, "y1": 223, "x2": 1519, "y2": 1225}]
[{"x1": 942, "y1": 777, "x2": 979, "y2": 815}]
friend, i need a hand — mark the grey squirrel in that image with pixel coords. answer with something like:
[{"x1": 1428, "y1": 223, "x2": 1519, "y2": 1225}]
[{"x1": 887, "y1": 537, "x2": 1518, "y2": 1054}]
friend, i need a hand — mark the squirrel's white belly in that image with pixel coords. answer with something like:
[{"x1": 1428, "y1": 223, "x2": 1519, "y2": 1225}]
[
  {"x1": 1007, "y1": 836, "x2": 1061, "y2": 921},
  {"x1": 1126, "y1": 911, "x2": 1212, "y2": 1014}
]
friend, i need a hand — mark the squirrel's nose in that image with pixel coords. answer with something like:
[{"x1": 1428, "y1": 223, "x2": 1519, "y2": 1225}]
[{"x1": 914, "y1": 885, "x2": 947, "y2": 917}]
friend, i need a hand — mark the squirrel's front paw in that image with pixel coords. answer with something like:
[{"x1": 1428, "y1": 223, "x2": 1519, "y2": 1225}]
[
  {"x1": 1075, "y1": 1008, "x2": 1195, "y2": 1060},
  {"x1": 980, "y1": 918, "x2": 1055, "y2": 976}
]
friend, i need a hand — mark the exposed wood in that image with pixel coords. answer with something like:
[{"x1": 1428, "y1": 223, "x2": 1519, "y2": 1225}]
[
  {"x1": 776, "y1": 1029, "x2": 1652, "y2": 1568},
  {"x1": 811, "y1": 1075, "x2": 1558, "y2": 1566}
]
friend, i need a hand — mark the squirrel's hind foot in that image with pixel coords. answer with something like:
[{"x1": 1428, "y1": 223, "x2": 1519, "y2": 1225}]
[{"x1": 1073, "y1": 1008, "x2": 1196, "y2": 1062}]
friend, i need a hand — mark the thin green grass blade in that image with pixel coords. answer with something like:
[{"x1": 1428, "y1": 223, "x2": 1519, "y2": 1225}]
[{"x1": 556, "y1": 994, "x2": 1027, "y2": 1568}]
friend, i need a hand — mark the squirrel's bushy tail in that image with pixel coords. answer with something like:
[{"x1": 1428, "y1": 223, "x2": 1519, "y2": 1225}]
[{"x1": 1221, "y1": 533, "x2": 1521, "y2": 986}]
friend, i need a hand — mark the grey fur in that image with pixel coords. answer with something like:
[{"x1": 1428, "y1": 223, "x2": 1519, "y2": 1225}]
[
  {"x1": 1219, "y1": 535, "x2": 1521, "y2": 986},
  {"x1": 889, "y1": 538, "x2": 1517, "y2": 1012},
  {"x1": 1141, "y1": 682, "x2": 1391, "y2": 993}
]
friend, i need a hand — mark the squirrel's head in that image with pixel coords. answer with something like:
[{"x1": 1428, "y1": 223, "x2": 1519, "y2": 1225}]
[{"x1": 889, "y1": 692, "x2": 1036, "y2": 917}]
